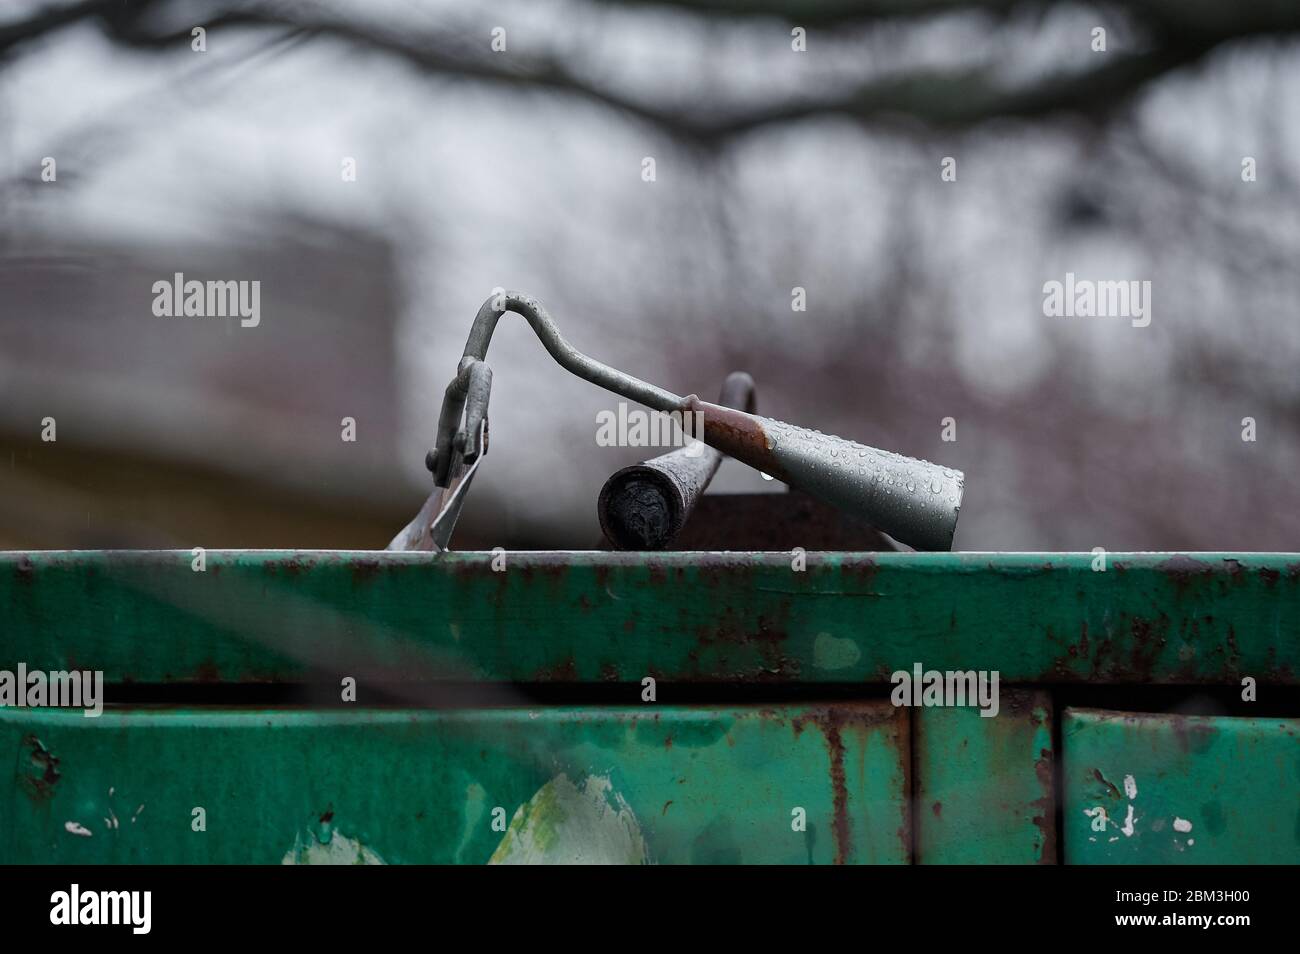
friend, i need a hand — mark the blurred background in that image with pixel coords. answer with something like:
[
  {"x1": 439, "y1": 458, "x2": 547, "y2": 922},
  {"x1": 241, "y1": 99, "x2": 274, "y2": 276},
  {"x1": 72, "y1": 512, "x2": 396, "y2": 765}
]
[{"x1": 1, "y1": 0, "x2": 1297, "y2": 551}]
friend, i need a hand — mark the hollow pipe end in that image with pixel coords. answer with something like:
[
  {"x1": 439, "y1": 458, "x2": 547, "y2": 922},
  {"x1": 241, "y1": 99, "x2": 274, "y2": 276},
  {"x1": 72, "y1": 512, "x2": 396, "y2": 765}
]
[{"x1": 597, "y1": 466, "x2": 686, "y2": 550}]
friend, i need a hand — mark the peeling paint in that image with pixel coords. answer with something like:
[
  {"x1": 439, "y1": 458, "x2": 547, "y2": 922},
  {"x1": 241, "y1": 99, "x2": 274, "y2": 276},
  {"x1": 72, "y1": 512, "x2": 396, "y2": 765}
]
[
  {"x1": 1121, "y1": 804, "x2": 1136, "y2": 837},
  {"x1": 0, "y1": 704, "x2": 906, "y2": 864},
  {"x1": 1066, "y1": 708, "x2": 1299, "y2": 863},
  {"x1": 489, "y1": 773, "x2": 650, "y2": 865},
  {"x1": 21, "y1": 735, "x2": 61, "y2": 802},
  {"x1": 281, "y1": 829, "x2": 385, "y2": 865},
  {"x1": 453, "y1": 783, "x2": 488, "y2": 864},
  {"x1": 1092, "y1": 769, "x2": 1121, "y2": 799}
]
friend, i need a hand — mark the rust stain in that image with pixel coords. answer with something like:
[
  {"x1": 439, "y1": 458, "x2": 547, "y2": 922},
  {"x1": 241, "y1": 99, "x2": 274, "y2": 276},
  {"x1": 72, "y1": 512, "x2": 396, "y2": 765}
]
[
  {"x1": 1032, "y1": 746, "x2": 1056, "y2": 864},
  {"x1": 790, "y1": 706, "x2": 896, "y2": 865},
  {"x1": 1169, "y1": 714, "x2": 1219, "y2": 753},
  {"x1": 532, "y1": 656, "x2": 579, "y2": 681},
  {"x1": 349, "y1": 558, "x2": 384, "y2": 582},
  {"x1": 1225, "y1": 625, "x2": 1241, "y2": 664},
  {"x1": 791, "y1": 710, "x2": 849, "y2": 863},
  {"x1": 683, "y1": 398, "x2": 781, "y2": 477},
  {"x1": 1125, "y1": 615, "x2": 1170, "y2": 681},
  {"x1": 684, "y1": 570, "x2": 799, "y2": 680},
  {"x1": 897, "y1": 711, "x2": 912, "y2": 861},
  {"x1": 1156, "y1": 554, "x2": 1212, "y2": 597},
  {"x1": 278, "y1": 556, "x2": 310, "y2": 576},
  {"x1": 842, "y1": 556, "x2": 880, "y2": 591},
  {"x1": 1092, "y1": 768, "x2": 1121, "y2": 799},
  {"x1": 20, "y1": 735, "x2": 61, "y2": 802},
  {"x1": 451, "y1": 559, "x2": 510, "y2": 583},
  {"x1": 516, "y1": 562, "x2": 571, "y2": 586},
  {"x1": 824, "y1": 719, "x2": 850, "y2": 865}
]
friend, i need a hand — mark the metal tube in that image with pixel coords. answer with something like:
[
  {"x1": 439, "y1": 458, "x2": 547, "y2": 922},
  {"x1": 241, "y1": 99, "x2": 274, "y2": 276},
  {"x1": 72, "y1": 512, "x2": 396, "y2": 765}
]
[
  {"x1": 598, "y1": 371, "x2": 756, "y2": 550},
  {"x1": 682, "y1": 398, "x2": 963, "y2": 551}
]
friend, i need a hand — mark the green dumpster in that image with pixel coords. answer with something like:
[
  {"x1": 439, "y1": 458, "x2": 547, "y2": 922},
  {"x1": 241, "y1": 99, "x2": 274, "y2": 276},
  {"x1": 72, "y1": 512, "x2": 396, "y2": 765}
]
[{"x1": 1, "y1": 550, "x2": 1296, "y2": 863}]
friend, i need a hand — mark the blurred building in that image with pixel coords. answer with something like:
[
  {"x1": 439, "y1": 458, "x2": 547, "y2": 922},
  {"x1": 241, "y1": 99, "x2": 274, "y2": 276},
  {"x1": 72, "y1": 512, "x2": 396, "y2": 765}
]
[{"x1": 0, "y1": 221, "x2": 414, "y2": 548}]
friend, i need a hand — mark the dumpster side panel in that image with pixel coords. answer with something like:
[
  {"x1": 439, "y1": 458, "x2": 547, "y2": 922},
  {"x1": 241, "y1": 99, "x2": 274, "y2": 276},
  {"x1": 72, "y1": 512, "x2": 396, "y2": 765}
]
[
  {"x1": 1062, "y1": 708, "x2": 1300, "y2": 864},
  {"x1": 915, "y1": 690, "x2": 1055, "y2": 864},
  {"x1": 0, "y1": 703, "x2": 909, "y2": 864}
]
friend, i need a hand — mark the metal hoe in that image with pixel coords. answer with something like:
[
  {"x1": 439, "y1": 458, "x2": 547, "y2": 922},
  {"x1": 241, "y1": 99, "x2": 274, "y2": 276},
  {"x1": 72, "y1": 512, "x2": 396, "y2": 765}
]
[{"x1": 421, "y1": 291, "x2": 964, "y2": 551}]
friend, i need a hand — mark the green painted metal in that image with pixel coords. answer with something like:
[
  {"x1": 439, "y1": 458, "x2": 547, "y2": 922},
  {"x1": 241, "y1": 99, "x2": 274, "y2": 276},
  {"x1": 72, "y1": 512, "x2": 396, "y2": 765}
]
[
  {"x1": 3, "y1": 549, "x2": 1296, "y2": 865},
  {"x1": 1062, "y1": 708, "x2": 1300, "y2": 864},
  {"x1": 0, "y1": 703, "x2": 910, "y2": 864},
  {"x1": 2, "y1": 550, "x2": 1296, "y2": 684},
  {"x1": 915, "y1": 690, "x2": 1055, "y2": 864}
]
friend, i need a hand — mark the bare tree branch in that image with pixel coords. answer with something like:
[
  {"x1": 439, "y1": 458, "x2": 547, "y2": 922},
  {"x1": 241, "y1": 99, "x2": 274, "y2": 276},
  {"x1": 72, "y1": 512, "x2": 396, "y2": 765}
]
[
  {"x1": 585, "y1": 0, "x2": 1300, "y2": 38},
  {"x1": 2, "y1": 0, "x2": 1298, "y2": 145},
  {"x1": 583, "y1": 0, "x2": 1022, "y2": 28}
]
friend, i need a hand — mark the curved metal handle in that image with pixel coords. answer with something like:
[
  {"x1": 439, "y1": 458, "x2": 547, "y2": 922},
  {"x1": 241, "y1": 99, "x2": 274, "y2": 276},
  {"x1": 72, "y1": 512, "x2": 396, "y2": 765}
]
[
  {"x1": 428, "y1": 291, "x2": 964, "y2": 550},
  {"x1": 428, "y1": 291, "x2": 680, "y2": 485}
]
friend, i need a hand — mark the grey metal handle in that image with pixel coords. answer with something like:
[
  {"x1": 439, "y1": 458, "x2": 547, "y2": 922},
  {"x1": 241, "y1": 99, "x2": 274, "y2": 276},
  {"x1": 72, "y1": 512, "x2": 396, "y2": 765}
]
[{"x1": 429, "y1": 291, "x2": 964, "y2": 551}]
